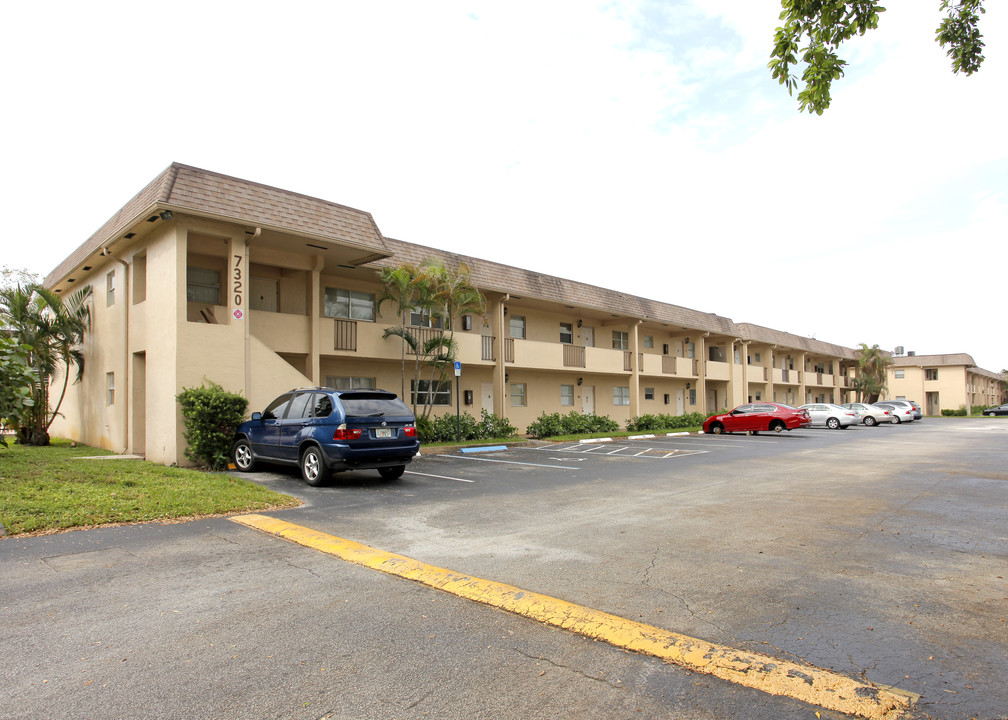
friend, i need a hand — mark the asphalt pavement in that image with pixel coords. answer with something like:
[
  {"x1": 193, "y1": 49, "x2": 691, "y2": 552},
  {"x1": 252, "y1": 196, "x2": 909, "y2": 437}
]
[{"x1": 2, "y1": 418, "x2": 1006, "y2": 719}]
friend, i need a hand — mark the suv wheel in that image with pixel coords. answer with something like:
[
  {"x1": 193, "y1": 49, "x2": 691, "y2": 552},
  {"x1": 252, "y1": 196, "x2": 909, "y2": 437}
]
[
  {"x1": 379, "y1": 465, "x2": 405, "y2": 481},
  {"x1": 232, "y1": 439, "x2": 256, "y2": 472},
  {"x1": 300, "y1": 446, "x2": 330, "y2": 487}
]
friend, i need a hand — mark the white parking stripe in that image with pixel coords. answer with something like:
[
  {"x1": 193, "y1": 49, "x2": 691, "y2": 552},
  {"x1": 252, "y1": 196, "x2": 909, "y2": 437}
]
[
  {"x1": 406, "y1": 470, "x2": 475, "y2": 483},
  {"x1": 443, "y1": 455, "x2": 580, "y2": 470}
]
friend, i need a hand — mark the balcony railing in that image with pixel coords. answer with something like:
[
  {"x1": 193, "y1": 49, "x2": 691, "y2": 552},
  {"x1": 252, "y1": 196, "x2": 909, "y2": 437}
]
[
  {"x1": 334, "y1": 319, "x2": 357, "y2": 351},
  {"x1": 624, "y1": 351, "x2": 633, "y2": 371},
  {"x1": 504, "y1": 338, "x2": 515, "y2": 363},
  {"x1": 482, "y1": 336, "x2": 495, "y2": 361},
  {"x1": 564, "y1": 344, "x2": 585, "y2": 368}
]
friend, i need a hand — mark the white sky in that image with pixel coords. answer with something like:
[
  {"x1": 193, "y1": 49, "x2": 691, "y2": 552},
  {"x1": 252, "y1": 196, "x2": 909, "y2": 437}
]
[{"x1": 2, "y1": 1, "x2": 1005, "y2": 371}]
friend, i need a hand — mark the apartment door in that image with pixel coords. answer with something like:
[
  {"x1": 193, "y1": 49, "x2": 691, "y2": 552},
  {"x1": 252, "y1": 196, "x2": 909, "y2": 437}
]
[
  {"x1": 131, "y1": 352, "x2": 146, "y2": 456},
  {"x1": 582, "y1": 327, "x2": 594, "y2": 347},
  {"x1": 674, "y1": 341, "x2": 683, "y2": 357},
  {"x1": 707, "y1": 388, "x2": 718, "y2": 412},
  {"x1": 675, "y1": 389, "x2": 684, "y2": 415},
  {"x1": 582, "y1": 386, "x2": 595, "y2": 415},
  {"x1": 926, "y1": 391, "x2": 939, "y2": 416},
  {"x1": 481, "y1": 382, "x2": 494, "y2": 414}
]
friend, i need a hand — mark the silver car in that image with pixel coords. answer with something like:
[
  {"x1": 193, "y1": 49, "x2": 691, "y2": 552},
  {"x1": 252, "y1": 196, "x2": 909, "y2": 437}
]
[
  {"x1": 799, "y1": 403, "x2": 858, "y2": 429},
  {"x1": 842, "y1": 402, "x2": 895, "y2": 426},
  {"x1": 873, "y1": 401, "x2": 915, "y2": 424}
]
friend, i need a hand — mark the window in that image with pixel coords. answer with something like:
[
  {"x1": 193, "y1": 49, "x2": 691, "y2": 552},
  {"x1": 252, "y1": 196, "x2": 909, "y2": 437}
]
[
  {"x1": 754, "y1": 352, "x2": 761, "y2": 363},
  {"x1": 689, "y1": 388, "x2": 697, "y2": 405},
  {"x1": 286, "y1": 392, "x2": 313, "y2": 420},
  {"x1": 894, "y1": 370, "x2": 905, "y2": 379},
  {"x1": 325, "y1": 376, "x2": 376, "y2": 391},
  {"x1": 613, "y1": 386, "x2": 630, "y2": 406},
  {"x1": 643, "y1": 335, "x2": 653, "y2": 349},
  {"x1": 755, "y1": 391, "x2": 762, "y2": 401},
  {"x1": 687, "y1": 342, "x2": 696, "y2": 359},
  {"x1": 262, "y1": 393, "x2": 295, "y2": 420},
  {"x1": 324, "y1": 287, "x2": 375, "y2": 321},
  {"x1": 106, "y1": 372, "x2": 115, "y2": 405},
  {"x1": 412, "y1": 380, "x2": 451, "y2": 406},
  {"x1": 925, "y1": 369, "x2": 938, "y2": 381},
  {"x1": 560, "y1": 323, "x2": 573, "y2": 344},
  {"x1": 510, "y1": 383, "x2": 527, "y2": 407},
  {"x1": 510, "y1": 315, "x2": 526, "y2": 339},
  {"x1": 187, "y1": 267, "x2": 221, "y2": 304},
  {"x1": 612, "y1": 331, "x2": 629, "y2": 350},
  {"x1": 106, "y1": 270, "x2": 116, "y2": 306},
  {"x1": 409, "y1": 309, "x2": 444, "y2": 329},
  {"x1": 644, "y1": 387, "x2": 654, "y2": 400},
  {"x1": 560, "y1": 384, "x2": 574, "y2": 406}
]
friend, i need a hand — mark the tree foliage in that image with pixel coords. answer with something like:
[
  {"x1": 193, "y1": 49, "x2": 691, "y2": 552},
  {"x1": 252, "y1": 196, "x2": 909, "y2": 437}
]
[
  {"x1": 770, "y1": 1, "x2": 986, "y2": 114},
  {"x1": 0, "y1": 283, "x2": 92, "y2": 445},
  {"x1": 853, "y1": 342, "x2": 892, "y2": 403},
  {"x1": 377, "y1": 260, "x2": 486, "y2": 419}
]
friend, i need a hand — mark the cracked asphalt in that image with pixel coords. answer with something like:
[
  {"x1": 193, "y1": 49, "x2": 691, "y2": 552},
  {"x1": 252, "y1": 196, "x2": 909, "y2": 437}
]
[{"x1": 2, "y1": 418, "x2": 1006, "y2": 719}]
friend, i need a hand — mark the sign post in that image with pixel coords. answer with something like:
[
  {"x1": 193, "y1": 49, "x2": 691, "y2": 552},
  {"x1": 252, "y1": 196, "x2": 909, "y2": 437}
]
[{"x1": 454, "y1": 361, "x2": 462, "y2": 443}]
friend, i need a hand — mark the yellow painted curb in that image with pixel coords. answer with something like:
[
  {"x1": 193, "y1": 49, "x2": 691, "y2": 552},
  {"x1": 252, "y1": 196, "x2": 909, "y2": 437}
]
[{"x1": 232, "y1": 513, "x2": 914, "y2": 720}]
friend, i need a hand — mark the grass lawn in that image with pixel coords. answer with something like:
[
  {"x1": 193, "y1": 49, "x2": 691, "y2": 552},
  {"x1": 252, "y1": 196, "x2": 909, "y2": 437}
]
[{"x1": 0, "y1": 438, "x2": 300, "y2": 537}]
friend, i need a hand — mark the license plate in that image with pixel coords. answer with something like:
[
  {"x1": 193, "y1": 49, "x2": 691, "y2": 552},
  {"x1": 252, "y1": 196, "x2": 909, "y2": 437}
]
[{"x1": 374, "y1": 428, "x2": 392, "y2": 439}]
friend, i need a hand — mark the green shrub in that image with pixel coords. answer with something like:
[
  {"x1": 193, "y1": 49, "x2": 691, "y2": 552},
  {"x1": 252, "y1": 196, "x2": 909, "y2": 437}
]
[
  {"x1": 526, "y1": 411, "x2": 619, "y2": 438},
  {"x1": 176, "y1": 382, "x2": 249, "y2": 470},
  {"x1": 941, "y1": 406, "x2": 968, "y2": 417},
  {"x1": 626, "y1": 412, "x2": 706, "y2": 432},
  {"x1": 417, "y1": 409, "x2": 519, "y2": 443}
]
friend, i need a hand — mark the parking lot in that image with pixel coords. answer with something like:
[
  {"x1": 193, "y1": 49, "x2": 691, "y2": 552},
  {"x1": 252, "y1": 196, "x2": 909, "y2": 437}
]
[{"x1": 3, "y1": 419, "x2": 1006, "y2": 719}]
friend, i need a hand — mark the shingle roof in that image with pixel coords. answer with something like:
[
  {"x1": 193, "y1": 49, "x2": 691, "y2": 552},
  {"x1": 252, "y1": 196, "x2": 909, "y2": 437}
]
[
  {"x1": 892, "y1": 353, "x2": 976, "y2": 367},
  {"x1": 45, "y1": 163, "x2": 388, "y2": 287},
  {"x1": 376, "y1": 237, "x2": 740, "y2": 336},
  {"x1": 734, "y1": 323, "x2": 859, "y2": 360}
]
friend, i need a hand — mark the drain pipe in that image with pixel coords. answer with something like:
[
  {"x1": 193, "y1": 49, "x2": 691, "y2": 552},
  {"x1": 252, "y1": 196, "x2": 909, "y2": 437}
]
[
  {"x1": 102, "y1": 248, "x2": 130, "y2": 453},
  {"x1": 244, "y1": 228, "x2": 261, "y2": 402}
]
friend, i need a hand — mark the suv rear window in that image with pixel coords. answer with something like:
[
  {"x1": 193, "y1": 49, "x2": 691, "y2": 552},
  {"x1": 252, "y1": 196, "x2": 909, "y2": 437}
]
[{"x1": 339, "y1": 393, "x2": 412, "y2": 418}]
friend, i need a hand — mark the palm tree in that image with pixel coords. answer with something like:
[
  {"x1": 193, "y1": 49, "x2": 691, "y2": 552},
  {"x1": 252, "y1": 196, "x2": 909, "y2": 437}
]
[
  {"x1": 0, "y1": 283, "x2": 92, "y2": 445},
  {"x1": 377, "y1": 260, "x2": 486, "y2": 419},
  {"x1": 377, "y1": 264, "x2": 420, "y2": 402},
  {"x1": 855, "y1": 343, "x2": 892, "y2": 403}
]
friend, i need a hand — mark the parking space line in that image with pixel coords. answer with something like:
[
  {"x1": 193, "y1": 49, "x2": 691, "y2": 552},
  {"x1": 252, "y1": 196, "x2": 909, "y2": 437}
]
[
  {"x1": 232, "y1": 514, "x2": 914, "y2": 720},
  {"x1": 405, "y1": 470, "x2": 474, "y2": 483},
  {"x1": 443, "y1": 455, "x2": 580, "y2": 470}
]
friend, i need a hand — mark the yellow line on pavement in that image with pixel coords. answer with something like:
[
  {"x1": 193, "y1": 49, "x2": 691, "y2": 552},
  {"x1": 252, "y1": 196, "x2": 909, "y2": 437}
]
[{"x1": 231, "y1": 513, "x2": 914, "y2": 720}]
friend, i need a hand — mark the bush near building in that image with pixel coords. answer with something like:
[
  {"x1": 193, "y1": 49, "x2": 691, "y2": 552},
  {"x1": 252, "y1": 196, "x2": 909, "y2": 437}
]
[
  {"x1": 626, "y1": 413, "x2": 707, "y2": 432},
  {"x1": 417, "y1": 409, "x2": 517, "y2": 443},
  {"x1": 526, "y1": 412, "x2": 621, "y2": 439}
]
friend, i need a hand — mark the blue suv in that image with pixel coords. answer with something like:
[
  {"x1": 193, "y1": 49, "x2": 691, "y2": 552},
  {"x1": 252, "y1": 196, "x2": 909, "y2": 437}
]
[{"x1": 232, "y1": 388, "x2": 420, "y2": 486}]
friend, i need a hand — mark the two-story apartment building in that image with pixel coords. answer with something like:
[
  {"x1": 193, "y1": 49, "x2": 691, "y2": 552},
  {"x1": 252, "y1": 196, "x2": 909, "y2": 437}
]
[
  {"x1": 886, "y1": 354, "x2": 1007, "y2": 415},
  {"x1": 40, "y1": 163, "x2": 981, "y2": 466}
]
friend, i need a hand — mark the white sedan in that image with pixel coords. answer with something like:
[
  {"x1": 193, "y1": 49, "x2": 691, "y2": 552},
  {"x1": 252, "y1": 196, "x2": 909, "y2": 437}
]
[
  {"x1": 799, "y1": 403, "x2": 858, "y2": 429},
  {"x1": 842, "y1": 402, "x2": 896, "y2": 426}
]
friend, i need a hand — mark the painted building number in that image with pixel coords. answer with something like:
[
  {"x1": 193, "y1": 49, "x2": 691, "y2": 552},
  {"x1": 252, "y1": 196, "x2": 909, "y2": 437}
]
[{"x1": 232, "y1": 254, "x2": 244, "y2": 308}]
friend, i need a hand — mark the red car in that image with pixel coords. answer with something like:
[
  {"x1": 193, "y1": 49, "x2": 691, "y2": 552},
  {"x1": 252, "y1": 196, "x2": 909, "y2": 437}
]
[{"x1": 703, "y1": 403, "x2": 811, "y2": 434}]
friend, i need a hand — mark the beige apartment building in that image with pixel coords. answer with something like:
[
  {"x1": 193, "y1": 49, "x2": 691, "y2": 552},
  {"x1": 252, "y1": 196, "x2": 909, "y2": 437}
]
[
  {"x1": 38, "y1": 164, "x2": 990, "y2": 466},
  {"x1": 886, "y1": 354, "x2": 1006, "y2": 415}
]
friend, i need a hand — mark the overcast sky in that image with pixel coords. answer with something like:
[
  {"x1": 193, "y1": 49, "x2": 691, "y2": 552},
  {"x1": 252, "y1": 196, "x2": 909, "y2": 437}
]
[{"x1": 2, "y1": 1, "x2": 1005, "y2": 371}]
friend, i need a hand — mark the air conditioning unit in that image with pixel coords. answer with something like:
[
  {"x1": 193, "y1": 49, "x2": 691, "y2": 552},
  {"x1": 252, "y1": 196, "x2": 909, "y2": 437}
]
[
  {"x1": 907, "y1": 351, "x2": 916, "y2": 357},
  {"x1": 894, "y1": 346, "x2": 904, "y2": 355}
]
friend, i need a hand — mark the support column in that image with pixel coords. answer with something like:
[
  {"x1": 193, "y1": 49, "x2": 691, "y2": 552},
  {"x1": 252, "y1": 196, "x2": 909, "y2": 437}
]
[
  {"x1": 629, "y1": 321, "x2": 641, "y2": 419},
  {"x1": 494, "y1": 296, "x2": 507, "y2": 419},
  {"x1": 308, "y1": 256, "x2": 324, "y2": 385}
]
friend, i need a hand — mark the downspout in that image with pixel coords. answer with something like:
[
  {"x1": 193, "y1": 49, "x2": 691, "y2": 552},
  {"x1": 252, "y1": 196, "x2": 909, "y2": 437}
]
[
  {"x1": 244, "y1": 228, "x2": 261, "y2": 402},
  {"x1": 102, "y1": 248, "x2": 130, "y2": 454}
]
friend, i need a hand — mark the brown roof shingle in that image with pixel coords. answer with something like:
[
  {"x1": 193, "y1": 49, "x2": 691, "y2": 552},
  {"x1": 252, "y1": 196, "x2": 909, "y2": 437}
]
[{"x1": 45, "y1": 163, "x2": 388, "y2": 286}]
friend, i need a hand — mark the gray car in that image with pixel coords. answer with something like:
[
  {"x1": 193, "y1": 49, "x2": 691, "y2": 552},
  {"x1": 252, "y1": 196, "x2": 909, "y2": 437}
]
[
  {"x1": 842, "y1": 402, "x2": 896, "y2": 426},
  {"x1": 873, "y1": 400, "x2": 915, "y2": 424}
]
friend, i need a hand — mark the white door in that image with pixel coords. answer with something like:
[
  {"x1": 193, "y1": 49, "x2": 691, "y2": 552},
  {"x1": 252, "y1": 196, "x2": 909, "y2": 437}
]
[
  {"x1": 582, "y1": 327, "x2": 594, "y2": 347},
  {"x1": 582, "y1": 386, "x2": 595, "y2": 415},
  {"x1": 707, "y1": 389, "x2": 717, "y2": 412},
  {"x1": 675, "y1": 389, "x2": 684, "y2": 415},
  {"x1": 674, "y1": 341, "x2": 683, "y2": 357},
  {"x1": 481, "y1": 382, "x2": 494, "y2": 414}
]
